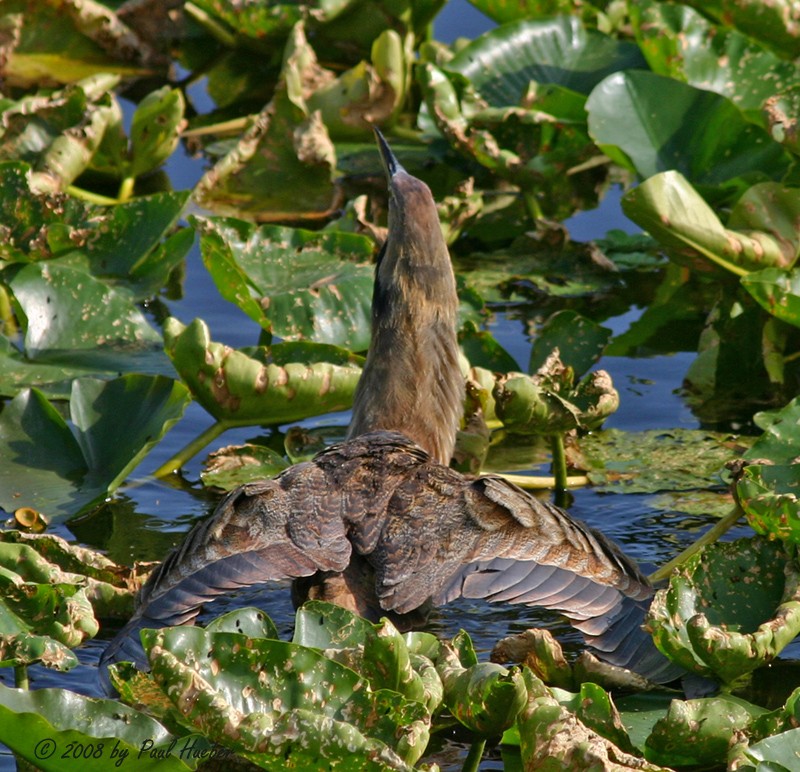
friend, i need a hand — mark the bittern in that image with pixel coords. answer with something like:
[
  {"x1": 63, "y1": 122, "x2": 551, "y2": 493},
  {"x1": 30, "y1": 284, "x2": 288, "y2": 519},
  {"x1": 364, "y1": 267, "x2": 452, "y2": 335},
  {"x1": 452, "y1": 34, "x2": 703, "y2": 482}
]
[{"x1": 100, "y1": 131, "x2": 680, "y2": 685}]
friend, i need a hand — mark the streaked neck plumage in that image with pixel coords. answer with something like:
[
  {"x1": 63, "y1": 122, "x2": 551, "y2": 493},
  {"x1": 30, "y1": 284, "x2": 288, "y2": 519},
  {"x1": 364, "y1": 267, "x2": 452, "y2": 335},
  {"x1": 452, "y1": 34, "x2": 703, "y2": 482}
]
[{"x1": 346, "y1": 134, "x2": 464, "y2": 465}]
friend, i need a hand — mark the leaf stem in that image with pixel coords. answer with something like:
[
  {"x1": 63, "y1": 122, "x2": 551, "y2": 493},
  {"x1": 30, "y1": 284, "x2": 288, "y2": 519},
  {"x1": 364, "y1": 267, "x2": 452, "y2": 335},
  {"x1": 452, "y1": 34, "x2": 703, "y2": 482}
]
[
  {"x1": 0, "y1": 284, "x2": 18, "y2": 336},
  {"x1": 65, "y1": 185, "x2": 120, "y2": 206},
  {"x1": 14, "y1": 664, "x2": 29, "y2": 690},
  {"x1": 522, "y1": 192, "x2": 543, "y2": 223},
  {"x1": 648, "y1": 505, "x2": 744, "y2": 584},
  {"x1": 151, "y1": 420, "x2": 230, "y2": 478},
  {"x1": 461, "y1": 737, "x2": 486, "y2": 772},
  {"x1": 184, "y1": 1, "x2": 238, "y2": 47},
  {"x1": 117, "y1": 176, "x2": 136, "y2": 203},
  {"x1": 550, "y1": 433, "x2": 568, "y2": 491},
  {"x1": 496, "y1": 472, "x2": 589, "y2": 489}
]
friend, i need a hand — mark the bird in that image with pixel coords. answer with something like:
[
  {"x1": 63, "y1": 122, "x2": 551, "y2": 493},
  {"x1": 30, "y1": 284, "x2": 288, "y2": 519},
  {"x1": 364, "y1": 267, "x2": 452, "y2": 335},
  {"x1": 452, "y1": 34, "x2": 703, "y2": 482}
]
[{"x1": 99, "y1": 129, "x2": 681, "y2": 686}]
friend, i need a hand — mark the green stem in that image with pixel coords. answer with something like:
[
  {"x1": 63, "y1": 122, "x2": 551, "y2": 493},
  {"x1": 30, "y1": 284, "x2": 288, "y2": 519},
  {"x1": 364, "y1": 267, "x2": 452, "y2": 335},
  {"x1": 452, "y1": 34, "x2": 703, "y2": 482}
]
[
  {"x1": 648, "y1": 505, "x2": 744, "y2": 584},
  {"x1": 522, "y1": 192, "x2": 543, "y2": 224},
  {"x1": 117, "y1": 176, "x2": 136, "y2": 203},
  {"x1": 550, "y1": 433, "x2": 568, "y2": 491},
  {"x1": 497, "y1": 472, "x2": 589, "y2": 490},
  {"x1": 14, "y1": 664, "x2": 29, "y2": 690},
  {"x1": 66, "y1": 185, "x2": 120, "y2": 206},
  {"x1": 0, "y1": 284, "x2": 18, "y2": 336},
  {"x1": 151, "y1": 421, "x2": 230, "y2": 478},
  {"x1": 461, "y1": 737, "x2": 486, "y2": 772},
  {"x1": 185, "y1": 1, "x2": 238, "y2": 47}
]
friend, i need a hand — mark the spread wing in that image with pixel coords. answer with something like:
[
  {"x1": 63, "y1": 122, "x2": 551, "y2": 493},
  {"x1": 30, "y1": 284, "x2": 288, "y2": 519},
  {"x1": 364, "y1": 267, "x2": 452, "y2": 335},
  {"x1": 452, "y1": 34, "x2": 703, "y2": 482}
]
[
  {"x1": 101, "y1": 432, "x2": 681, "y2": 687},
  {"x1": 99, "y1": 465, "x2": 351, "y2": 678},
  {"x1": 352, "y1": 455, "x2": 683, "y2": 684}
]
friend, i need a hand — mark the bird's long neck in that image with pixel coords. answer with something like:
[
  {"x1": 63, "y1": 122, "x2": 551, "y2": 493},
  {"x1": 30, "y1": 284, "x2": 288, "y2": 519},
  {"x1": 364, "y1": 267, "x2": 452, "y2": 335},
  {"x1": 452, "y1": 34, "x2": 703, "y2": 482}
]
[{"x1": 347, "y1": 194, "x2": 464, "y2": 465}]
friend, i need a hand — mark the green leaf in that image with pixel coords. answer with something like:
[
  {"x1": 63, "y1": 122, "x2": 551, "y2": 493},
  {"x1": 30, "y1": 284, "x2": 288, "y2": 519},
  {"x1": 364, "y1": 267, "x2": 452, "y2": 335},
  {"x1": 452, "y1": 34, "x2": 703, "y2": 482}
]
[
  {"x1": 587, "y1": 71, "x2": 791, "y2": 190},
  {"x1": 446, "y1": 16, "x2": 646, "y2": 104},
  {"x1": 0, "y1": 74, "x2": 121, "y2": 192},
  {"x1": 737, "y1": 727, "x2": 800, "y2": 771},
  {"x1": 164, "y1": 317, "x2": 361, "y2": 426},
  {"x1": 0, "y1": 683, "x2": 194, "y2": 771},
  {"x1": 0, "y1": 531, "x2": 136, "y2": 619},
  {"x1": 737, "y1": 464, "x2": 800, "y2": 544},
  {"x1": 143, "y1": 626, "x2": 426, "y2": 768},
  {"x1": 742, "y1": 267, "x2": 800, "y2": 327},
  {"x1": 0, "y1": 375, "x2": 190, "y2": 520},
  {"x1": 193, "y1": 25, "x2": 339, "y2": 221},
  {"x1": 678, "y1": 0, "x2": 800, "y2": 59},
  {"x1": 204, "y1": 606, "x2": 280, "y2": 639},
  {"x1": 517, "y1": 669, "x2": 666, "y2": 771},
  {"x1": 194, "y1": 215, "x2": 374, "y2": 349},
  {"x1": 582, "y1": 428, "x2": 745, "y2": 493},
  {"x1": 0, "y1": 575, "x2": 96, "y2": 668},
  {"x1": 647, "y1": 537, "x2": 800, "y2": 683},
  {"x1": 645, "y1": 694, "x2": 767, "y2": 767},
  {"x1": 7, "y1": 260, "x2": 172, "y2": 375},
  {"x1": 529, "y1": 310, "x2": 611, "y2": 378},
  {"x1": 631, "y1": 3, "x2": 800, "y2": 115},
  {"x1": 437, "y1": 641, "x2": 526, "y2": 736},
  {"x1": 129, "y1": 87, "x2": 185, "y2": 178},
  {"x1": 747, "y1": 396, "x2": 800, "y2": 464},
  {"x1": 3, "y1": 0, "x2": 151, "y2": 88},
  {"x1": 494, "y1": 353, "x2": 618, "y2": 435},
  {"x1": 622, "y1": 172, "x2": 797, "y2": 274},
  {"x1": 201, "y1": 443, "x2": 290, "y2": 490}
]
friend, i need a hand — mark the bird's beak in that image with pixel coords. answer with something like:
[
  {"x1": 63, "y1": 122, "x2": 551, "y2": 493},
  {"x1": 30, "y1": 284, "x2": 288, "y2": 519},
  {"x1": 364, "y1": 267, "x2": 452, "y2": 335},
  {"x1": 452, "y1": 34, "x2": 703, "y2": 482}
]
[{"x1": 374, "y1": 127, "x2": 404, "y2": 180}]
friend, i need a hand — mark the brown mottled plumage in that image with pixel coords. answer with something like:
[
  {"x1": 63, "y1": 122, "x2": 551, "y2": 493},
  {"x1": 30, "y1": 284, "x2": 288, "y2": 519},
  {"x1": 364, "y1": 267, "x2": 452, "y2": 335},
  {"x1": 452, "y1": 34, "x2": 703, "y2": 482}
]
[{"x1": 100, "y1": 131, "x2": 681, "y2": 687}]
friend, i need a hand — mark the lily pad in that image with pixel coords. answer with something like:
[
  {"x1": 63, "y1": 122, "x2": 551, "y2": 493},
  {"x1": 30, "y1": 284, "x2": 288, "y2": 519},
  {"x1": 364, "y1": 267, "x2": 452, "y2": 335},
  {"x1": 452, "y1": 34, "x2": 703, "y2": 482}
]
[
  {"x1": 622, "y1": 172, "x2": 798, "y2": 275},
  {"x1": 193, "y1": 24, "x2": 339, "y2": 221},
  {"x1": 142, "y1": 625, "x2": 427, "y2": 768},
  {"x1": 201, "y1": 443, "x2": 290, "y2": 490},
  {"x1": 0, "y1": 74, "x2": 123, "y2": 193},
  {"x1": 679, "y1": 0, "x2": 800, "y2": 59},
  {"x1": 528, "y1": 310, "x2": 611, "y2": 378},
  {"x1": 647, "y1": 537, "x2": 800, "y2": 683},
  {"x1": 437, "y1": 641, "x2": 526, "y2": 737},
  {"x1": 516, "y1": 669, "x2": 667, "y2": 771},
  {"x1": 736, "y1": 464, "x2": 800, "y2": 544},
  {"x1": 645, "y1": 694, "x2": 767, "y2": 768},
  {"x1": 6, "y1": 260, "x2": 170, "y2": 371},
  {"x1": 164, "y1": 317, "x2": 361, "y2": 426},
  {"x1": 583, "y1": 428, "x2": 746, "y2": 493},
  {"x1": 0, "y1": 375, "x2": 190, "y2": 520},
  {"x1": 0, "y1": 683, "x2": 194, "y2": 772},
  {"x1": 494, "y1": 353, "x2": 618, "y2": 435},
  {"x1": 587, "y1": 71, "x2": 791, "y2": 192},
  {"x1": 747, "y1": 396, "x2": 800, "y2": 464},
  {"x1": 631, "y1": 3, "x2": 799, "y2": 115},
  {"x1": 194, "y1": 215, "x2": 374, "y2": 350},
  {"x1": 2, "y1": 0, "x2": 155, "y2": 88}
]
